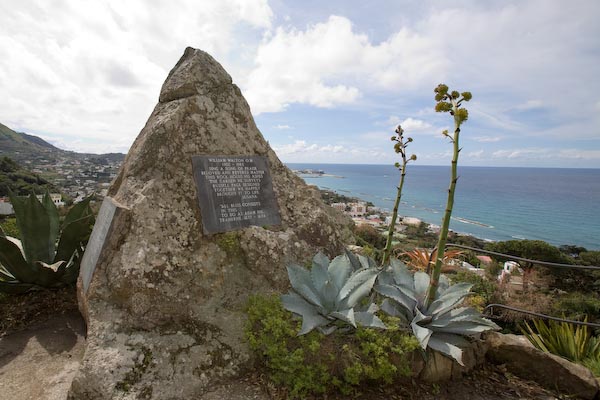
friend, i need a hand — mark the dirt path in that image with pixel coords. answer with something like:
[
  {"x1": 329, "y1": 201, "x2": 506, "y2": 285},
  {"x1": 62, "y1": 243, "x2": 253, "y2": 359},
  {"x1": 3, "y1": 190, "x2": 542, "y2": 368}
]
[{"x1": 0, "y1": 310, "x2": 85, "y2": 400}]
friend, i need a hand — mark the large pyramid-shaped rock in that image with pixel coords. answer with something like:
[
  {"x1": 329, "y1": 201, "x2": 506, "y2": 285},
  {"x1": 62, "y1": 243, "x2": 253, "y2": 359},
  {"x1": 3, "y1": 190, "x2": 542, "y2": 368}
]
[{"x1": 69, "y1": 47, "x2": 353, "y2": 399}]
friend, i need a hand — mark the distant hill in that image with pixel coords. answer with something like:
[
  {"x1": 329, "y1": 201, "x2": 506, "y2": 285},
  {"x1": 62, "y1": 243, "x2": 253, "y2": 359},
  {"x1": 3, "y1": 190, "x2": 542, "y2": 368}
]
[
  {"x1": 0, "y1": 156, "x2": 59, "y2": 196},
  {"x1": 0, "y1": 122, "x2": 126, "y2": 164}
]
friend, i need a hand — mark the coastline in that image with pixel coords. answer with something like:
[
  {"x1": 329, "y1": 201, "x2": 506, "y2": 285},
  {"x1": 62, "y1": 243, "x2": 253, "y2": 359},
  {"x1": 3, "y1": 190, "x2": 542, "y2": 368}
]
[{"x1": 292, "y1": 164, "x2": 600, "y2": 250}]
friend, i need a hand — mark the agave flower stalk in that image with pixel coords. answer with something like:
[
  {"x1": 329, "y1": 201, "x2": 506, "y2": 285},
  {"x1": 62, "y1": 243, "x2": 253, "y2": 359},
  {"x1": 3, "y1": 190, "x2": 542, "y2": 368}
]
[
  {"x1": 425, "y1": 84, "x2": 472, "y2": 308},
  {"x1": 382, "y1": 125, "x2": 416, "y2": 266}
]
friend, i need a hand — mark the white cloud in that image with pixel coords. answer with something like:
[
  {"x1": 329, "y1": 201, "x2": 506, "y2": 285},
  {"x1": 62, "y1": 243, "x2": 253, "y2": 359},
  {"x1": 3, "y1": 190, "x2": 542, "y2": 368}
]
[
  {"x1": 244, "y1": 15, "x2": 446, "y2": 114},
  {"x1": 399, "y1": 117, "x2": 432, "y2": 132},
  {"x1": 514, "y1": 100, "x2": 543, "y2": 111},
  {"x1": 467, "y1": 150, "x2": 484, "y2": 159},
  {"x1": 274, "y1": 124, "x2": 292, "y2": 129},
  {"x1": 272, "y1": 139, "x2": 387, "y2": 163},
  {"x1": 491, "y1": 148, "x2": 600, "y2": 160},
  {"x1": 473, "y1": 136, "x2": 502, "y2": 143},
  {"x1": 0, "y1": 0, "x2": 273, "y2": 153}
]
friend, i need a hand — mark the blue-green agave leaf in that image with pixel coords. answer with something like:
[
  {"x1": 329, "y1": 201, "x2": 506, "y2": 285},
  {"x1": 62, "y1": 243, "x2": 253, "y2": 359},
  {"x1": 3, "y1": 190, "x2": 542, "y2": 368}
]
[
  {"x1": 427, "y1": 282, "x2": 473, "y2": 316},
  {"x1": 321, "y1": 279, "x2": 338, "y2": 312},
  {"x1": 343, "y1": 248, "x2": 363, "y2": 271},
  {"x1": 390, "y1": 259, "x2": 414, "y2": 290},
  {"x1": 414, "y1": 271, "x2": 430, "y2": 299},
  {"x1": 380, "y1": 298, "x2": 408, "y2": 320},
  {"x1": 433, "y1": 320, "x2": 498, "y2": 336},
  {"x1": 310, "y1": 252, "x2": 330, "y2": 292},
  {"x1": 328, "y1": 254, "x2": 353, "y2": 291},
  {"x1": 375, "y1": 283, "x2": 417, "y2": 312},
  {"x1": 376, "y1": 266, "x2": 394, "y2": 286},
  {"x1": 412, "y1": 318, "x2": 434, "y2": 350},
  {"x1": 330, "y1": 309, "x2": 356, "y2": 328},
  {"x1": 427, "y1": 335, "x2": 465, "y2": 366},
  {"x1": 281, "y1": 292, "x2": 330, "y2": 335},
  {"x1": 287, "y1": 263, "x2": 314, "y2": 293},
  {"x1": 295, "y1": 283, "x2": 324, "y2": 309},
  {"x1": 337, "y1": 268, "x2": 378, "y2": 309},
  {"x1": 437, "y1": 274, "x2": 450, "y2": 294},
  {"x1": 357, "y1": 254, "x2": 377, "y2": 270},
  {"x1": 428, "y1": 307, "x2": 483, "y2": 327},
  {"x1": 354, "y1": 311, "x2": 387, "y2": 329}
]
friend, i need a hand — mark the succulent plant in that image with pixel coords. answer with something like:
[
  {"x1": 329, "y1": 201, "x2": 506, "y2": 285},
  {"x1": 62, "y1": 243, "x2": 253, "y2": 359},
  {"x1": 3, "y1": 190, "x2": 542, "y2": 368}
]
[
  {"x1": 281, "y1": 250, "x2": 386, "y2": 335},
  {"x1": 0, "y1": 192, "x2": 94, "y2": 293},
  {"x1": 375, "y1": 259, "x2": 499, "y2": 365}
]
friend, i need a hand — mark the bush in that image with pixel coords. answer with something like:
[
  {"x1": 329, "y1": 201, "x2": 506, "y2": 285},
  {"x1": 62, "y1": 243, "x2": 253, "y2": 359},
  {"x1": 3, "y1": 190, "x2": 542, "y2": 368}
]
[
  {"x1": 450, "y1": 270, "x2": 497, "y2": 306},
  {"x1": 552, "y1": 292, "x2": 600, "y2": 324},
  {"x1": 245, "y1": 294, "x2": 419, "y2": 398},
  {"x1": 354, "y1": 224, "x2": 386, "y2": 249}
]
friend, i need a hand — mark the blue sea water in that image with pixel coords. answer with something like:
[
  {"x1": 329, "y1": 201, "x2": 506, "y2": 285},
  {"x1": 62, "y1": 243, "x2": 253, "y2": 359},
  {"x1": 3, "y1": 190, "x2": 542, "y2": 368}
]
[{"x1": 287, "y1": 164, "x2": 600, "y2": 250}]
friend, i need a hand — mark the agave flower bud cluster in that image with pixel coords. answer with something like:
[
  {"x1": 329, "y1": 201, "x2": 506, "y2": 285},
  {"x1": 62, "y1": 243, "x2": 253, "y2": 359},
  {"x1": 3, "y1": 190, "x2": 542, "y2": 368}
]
[
  {"x1": 434, "y1": 84, "x2": 472, "y2": 125},
  {"x1": 390, "y1": 125, "x2": 416, "y2": 169}
]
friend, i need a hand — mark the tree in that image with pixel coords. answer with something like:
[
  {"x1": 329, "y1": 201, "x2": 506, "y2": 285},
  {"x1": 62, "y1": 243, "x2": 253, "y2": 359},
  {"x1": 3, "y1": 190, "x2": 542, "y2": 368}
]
[{"x1": 485, "y1": 240, "x2": 572, "y2": 266}]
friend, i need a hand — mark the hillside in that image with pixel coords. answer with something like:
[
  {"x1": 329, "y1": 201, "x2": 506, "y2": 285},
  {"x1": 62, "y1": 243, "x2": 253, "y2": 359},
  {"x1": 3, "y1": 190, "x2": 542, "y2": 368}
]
[
  {"x1": 0, "y1": 157, "x2": 59, "y2": 196},
  {"x1": 0, "y1": 122, "x2": 125, "y2": 199},
  {"x1": 0, "y1": 122, "x2": 125, "y2": 165}
]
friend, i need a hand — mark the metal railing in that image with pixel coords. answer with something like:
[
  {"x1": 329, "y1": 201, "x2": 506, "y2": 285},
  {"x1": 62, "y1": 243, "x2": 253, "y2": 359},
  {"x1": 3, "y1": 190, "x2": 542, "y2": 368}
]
[
  {"x1": 445, "y1": 243, "x2": 600, "y2": 270},
  {"x1": 444, "y1": 243, "x2": 600, "y2": 326},
  {"x1": 484, "y1": 304, "x2": 600, "y2": 328}
]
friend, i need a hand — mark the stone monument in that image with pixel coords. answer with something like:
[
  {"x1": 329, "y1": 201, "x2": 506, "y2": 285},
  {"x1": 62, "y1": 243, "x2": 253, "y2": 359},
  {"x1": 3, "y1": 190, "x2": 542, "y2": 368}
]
[{"x1": 69, "y1": 47, "x2": 353, "y2": 399}]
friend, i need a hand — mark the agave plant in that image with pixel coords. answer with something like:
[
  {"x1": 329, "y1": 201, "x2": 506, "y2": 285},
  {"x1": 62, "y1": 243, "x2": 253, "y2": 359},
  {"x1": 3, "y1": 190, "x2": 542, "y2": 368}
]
[
  {"x1": 522, "y1": 318, "x2": 600, "y2": 363},
  {"x1": 281, "y1": 250, "x2": 386, "y2": 335},
  {"x1": 0, "y1": 191, "x2": 94, "y2": 293},
  {"x1": 404, "y1": 248, "x2": 463, "y2": 273},
  {"x1": 375, "y1": 259, "x2": 498, "y2": 365}
]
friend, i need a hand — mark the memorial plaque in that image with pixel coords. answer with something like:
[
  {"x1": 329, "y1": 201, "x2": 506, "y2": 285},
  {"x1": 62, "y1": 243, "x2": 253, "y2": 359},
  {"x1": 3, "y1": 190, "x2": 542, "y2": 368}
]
[
  {"x1": 192, "y1": 155, "x2": 281, "y2": 234},
  {"x1": 80, "y1": 197, "x2": 120, "y2": 293}
]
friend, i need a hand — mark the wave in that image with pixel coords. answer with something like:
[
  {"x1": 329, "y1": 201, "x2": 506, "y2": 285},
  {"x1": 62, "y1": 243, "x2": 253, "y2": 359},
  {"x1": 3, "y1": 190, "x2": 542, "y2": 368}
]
[{"x1": 452, "y1": 216, "x2": 494, "y2": 229}]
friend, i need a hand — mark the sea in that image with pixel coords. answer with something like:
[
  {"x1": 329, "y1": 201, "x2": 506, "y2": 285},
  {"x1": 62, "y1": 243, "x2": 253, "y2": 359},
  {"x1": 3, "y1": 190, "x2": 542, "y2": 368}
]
[{"x1": 286, "y1": 164, "x2": 600, "y2": 251}]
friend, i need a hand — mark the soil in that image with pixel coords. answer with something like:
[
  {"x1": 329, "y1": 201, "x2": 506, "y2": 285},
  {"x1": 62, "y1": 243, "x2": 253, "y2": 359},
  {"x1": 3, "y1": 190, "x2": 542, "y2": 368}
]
[{"x1": 0, "y1": 287, "x2": 568, "y2": 400}]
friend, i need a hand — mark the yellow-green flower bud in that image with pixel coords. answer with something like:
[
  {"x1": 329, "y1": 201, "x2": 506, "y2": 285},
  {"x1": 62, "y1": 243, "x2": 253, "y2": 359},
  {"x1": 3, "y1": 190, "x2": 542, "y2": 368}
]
[
  {"x1": 394, "y1": 162, "x2": 400, "y2": 168},
  {"x1": 410, "y1": 154, "x2": 417, "y2": 161},
  {"x1": 391, "y1": 136, "x2": 396, "y2": 141},
  {"x1": 461, "y1": 92, "x2": 472, "y2": 101},
  {"x1": 407, "y1": 137, "x2": 413, "y2": 143}
]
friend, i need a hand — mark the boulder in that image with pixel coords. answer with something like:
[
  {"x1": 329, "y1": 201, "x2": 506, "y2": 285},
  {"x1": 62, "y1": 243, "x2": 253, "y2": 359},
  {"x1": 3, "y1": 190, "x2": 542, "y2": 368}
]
[
  {"x1": 68, "y1": 47, "x2": 353, "y2": 399},
  {"x1": 486, "y1": 332, "x2": 600, "y2": 399}
]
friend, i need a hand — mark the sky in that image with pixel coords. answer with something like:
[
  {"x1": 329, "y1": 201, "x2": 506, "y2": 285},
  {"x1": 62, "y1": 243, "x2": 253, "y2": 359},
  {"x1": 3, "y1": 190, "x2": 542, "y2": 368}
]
[{"x1": 1, "y1": 0, "x2": 599, "y2": 168}]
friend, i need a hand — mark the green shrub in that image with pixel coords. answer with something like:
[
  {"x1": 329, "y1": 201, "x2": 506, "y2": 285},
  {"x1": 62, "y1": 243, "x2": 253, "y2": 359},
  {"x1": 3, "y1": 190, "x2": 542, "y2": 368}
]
[
  {"x1": 245, "y1": 294, "x2": 419, "y2": 398},
  {"x1": 450, "y1": 270, "x2": 497, "y2": 305},
  {"x1": 552, "y1": 292, "x2": 600, "y2": 323},
  {"x1": 0, "y1": 217, "x2": 19, "y2": 239},
  {"x1": 583, "y1": 355, "x2": 600, "y2": 377}
]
